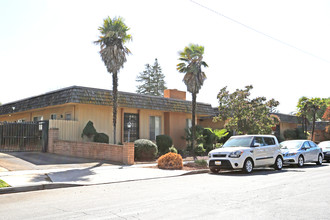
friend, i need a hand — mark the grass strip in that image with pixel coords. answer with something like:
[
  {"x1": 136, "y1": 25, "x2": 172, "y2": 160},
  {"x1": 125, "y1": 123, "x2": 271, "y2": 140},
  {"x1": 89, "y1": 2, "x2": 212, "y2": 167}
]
[{"x1": 0, "y1": 179, "x2": 10, "y2": 188}]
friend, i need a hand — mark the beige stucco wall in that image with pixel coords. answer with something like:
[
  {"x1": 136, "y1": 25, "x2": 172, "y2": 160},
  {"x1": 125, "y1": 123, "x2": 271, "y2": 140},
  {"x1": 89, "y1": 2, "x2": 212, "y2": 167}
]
[{"x1": 165, "y1": 112, "x2": 192, "y2": 149}]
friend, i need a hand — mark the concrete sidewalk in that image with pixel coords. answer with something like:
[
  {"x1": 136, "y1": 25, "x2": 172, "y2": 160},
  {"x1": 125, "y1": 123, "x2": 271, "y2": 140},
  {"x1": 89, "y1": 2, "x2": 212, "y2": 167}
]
[{"x1": 0, "y1": 163, "x2": 208, "y2": 194}]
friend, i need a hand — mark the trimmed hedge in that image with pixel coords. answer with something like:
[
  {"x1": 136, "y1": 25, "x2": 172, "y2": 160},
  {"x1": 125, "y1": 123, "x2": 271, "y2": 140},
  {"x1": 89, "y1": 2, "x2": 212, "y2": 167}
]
[
  {"x1": 156, "y1": 135, "x2": 173, "y2": 155},
  {"x1": 134, "y1": 139, "x2": 158, "y2": 161},
  {"x1": 81, "y1": 121, "x2": 97, "y2": 138},
  {"x1": 94, "y1": 133, "x2": 109, "y2": 143}
]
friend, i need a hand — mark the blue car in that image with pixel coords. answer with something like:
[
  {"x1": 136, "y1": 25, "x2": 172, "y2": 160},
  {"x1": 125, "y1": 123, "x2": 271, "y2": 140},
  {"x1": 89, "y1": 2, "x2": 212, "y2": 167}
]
[{"x1": 280, "y1": 140, "x2": 323, "y2": 167}]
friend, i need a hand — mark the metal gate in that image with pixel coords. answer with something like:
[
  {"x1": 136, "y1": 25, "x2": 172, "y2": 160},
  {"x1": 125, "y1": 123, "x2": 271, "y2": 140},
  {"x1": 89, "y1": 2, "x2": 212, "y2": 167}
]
[{"x1": 0, "y1": 121, "x2": 48, "y2": 152}]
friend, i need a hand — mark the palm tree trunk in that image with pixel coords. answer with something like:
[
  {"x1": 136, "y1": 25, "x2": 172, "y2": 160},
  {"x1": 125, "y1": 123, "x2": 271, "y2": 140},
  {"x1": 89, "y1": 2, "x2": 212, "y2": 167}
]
[
  {"x1": 113, "y1": 72, "x2": 118, "y2": 144},
  {"x1": 192, "y1": 92, "x2": 196, "y2": 160},
  {"x1": 311, "y1": 112, "x2": 316, "y2": 141}
]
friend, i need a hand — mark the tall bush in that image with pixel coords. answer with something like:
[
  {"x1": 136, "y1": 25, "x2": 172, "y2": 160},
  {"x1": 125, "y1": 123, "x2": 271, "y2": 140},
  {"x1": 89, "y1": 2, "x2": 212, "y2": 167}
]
[{"x1": 156, "y1": 135, "x2": 173, "y2": 155}]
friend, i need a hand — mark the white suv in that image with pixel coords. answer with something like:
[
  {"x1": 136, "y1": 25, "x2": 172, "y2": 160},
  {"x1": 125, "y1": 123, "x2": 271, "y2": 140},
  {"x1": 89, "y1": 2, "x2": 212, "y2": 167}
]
[{"x1": 208, "y1": 135, "x2": 283, "y2": 174}]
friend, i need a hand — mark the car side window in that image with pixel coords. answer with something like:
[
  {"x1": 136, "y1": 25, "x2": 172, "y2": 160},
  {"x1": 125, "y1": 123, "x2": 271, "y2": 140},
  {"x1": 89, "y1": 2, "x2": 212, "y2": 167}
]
[
  {"x1": 253, "y1": 137, "x2": 265, "y2": 146},
  {"x1": 264, "y1": 137, "x2": 275, "y2": 146},
  {"x1": 309, "y1": 141, "x2": 317, "y2": 148},
  {"x1": 303, "y1": 142, "x2": 310, "y2": 149}
]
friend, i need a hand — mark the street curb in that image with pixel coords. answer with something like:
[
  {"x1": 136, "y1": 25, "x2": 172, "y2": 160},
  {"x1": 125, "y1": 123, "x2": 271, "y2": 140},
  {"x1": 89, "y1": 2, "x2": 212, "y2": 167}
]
[
  {"x1": 181, "y1": 169, "x2": 209, "y2": 175},
  {"x1": 0, "y1": 183, "x2": 83, "y2": 195}
]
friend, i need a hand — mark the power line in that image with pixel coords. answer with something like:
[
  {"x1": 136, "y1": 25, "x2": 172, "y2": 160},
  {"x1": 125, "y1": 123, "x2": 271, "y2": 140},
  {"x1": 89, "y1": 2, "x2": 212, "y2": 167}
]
[{"x1": 190, "y1": 0, "x2": 330, "y2": 64}]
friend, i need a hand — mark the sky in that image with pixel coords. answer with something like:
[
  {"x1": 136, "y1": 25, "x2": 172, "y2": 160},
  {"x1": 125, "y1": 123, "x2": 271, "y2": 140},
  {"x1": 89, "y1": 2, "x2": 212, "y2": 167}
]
[{"x1": 0, "y1": 0, "x2": 329, "y2": 114}]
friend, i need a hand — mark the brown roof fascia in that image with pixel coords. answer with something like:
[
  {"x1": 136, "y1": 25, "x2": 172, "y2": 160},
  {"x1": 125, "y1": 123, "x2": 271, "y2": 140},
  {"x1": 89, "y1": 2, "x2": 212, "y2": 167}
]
[{"x1": 0, "y1": 86, "x2": 214, "y2": 116}]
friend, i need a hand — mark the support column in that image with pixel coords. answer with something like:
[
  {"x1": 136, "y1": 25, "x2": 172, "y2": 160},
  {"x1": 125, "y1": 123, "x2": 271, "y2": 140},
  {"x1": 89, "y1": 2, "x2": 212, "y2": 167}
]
[
  {"x1": 48, "y1": 128, "x2": 59, "y2": 153},
  {"x1": 123, "y1": 142, "x2": 134, "y2": 165}
]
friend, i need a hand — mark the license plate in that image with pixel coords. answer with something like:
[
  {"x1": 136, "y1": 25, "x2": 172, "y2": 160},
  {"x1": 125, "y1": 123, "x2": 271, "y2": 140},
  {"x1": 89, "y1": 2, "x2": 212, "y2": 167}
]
[{"x1": 215, "y1": 161, "x2": 221, "y2": 165}]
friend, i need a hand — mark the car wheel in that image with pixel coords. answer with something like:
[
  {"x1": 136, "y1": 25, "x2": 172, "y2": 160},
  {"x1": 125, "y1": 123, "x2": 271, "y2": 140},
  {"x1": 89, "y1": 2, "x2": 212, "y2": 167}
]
[
  {"x1": 243, "y1": 158, "x2": 253, "y2": 173},
  {"x1": 210, "y1": 168, "x2": 219, "y2": 174},
  {"x1": 316, "y1": 154, "x2": 323, "y2": 165},
  {"x1": 297, "y1": 155, "x2": 304, "y2": 167},
  {"x1": 274, "y1": 156, "x2": 283, "y2": 170}
]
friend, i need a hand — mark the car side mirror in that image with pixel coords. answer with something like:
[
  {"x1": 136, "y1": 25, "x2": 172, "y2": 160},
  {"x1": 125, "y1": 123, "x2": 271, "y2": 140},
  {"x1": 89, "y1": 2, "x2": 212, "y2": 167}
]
[{"x1": 253, "y1": 143, "x2": 261, "y2": 148}]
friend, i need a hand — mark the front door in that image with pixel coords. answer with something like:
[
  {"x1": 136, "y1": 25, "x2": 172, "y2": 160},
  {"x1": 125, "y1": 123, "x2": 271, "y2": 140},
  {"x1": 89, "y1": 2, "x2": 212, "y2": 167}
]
[{"x1": 124, "y1": 113, "x2": 139, "y2": 142}]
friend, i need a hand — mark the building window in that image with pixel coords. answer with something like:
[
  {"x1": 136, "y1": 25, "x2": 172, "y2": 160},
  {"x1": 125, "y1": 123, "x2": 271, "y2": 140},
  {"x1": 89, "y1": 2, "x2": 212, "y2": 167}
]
[
  {"x1": 149, "y1": 116, "x2": 161, "y2": 141},
  {"x1": 186, "y1": 118, "x2": 192, "y2": 129},
  {"x1": 33, "y1": 116, "x2": 43, "y2": 122},
  {"x1": 65, "y1": 113, "x2": 71, "y2": 120},
  {"x1": 51, "y1": 114, "x2": 57, "y2": 120}
]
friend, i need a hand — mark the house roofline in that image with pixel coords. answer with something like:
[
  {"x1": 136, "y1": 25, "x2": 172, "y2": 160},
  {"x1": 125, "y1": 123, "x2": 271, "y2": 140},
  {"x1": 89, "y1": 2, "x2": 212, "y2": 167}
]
[{"x1": 0, "y1": 85, "x2": 215, "y2": 116}]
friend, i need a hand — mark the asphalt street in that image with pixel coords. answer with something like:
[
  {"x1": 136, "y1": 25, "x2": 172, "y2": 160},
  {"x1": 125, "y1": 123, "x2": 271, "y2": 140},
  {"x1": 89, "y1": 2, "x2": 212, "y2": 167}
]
[{"x1": 1, "y1": 163, "x2": 330, "y2": 220}]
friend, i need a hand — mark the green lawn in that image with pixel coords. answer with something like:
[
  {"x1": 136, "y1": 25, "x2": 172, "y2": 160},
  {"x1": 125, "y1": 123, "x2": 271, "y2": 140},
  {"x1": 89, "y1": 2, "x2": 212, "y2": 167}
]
[{"x1": 0, "y1": 179, "x2": 10, "y2": 188}]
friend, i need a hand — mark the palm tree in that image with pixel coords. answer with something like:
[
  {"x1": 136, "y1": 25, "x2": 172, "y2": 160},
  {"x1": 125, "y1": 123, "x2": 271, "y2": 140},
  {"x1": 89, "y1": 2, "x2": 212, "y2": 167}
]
[
  {"x1": 177, "y1": 44, "x2": 208, "y2": 157},
  {"x1": 95, "y1": 16, "x2": 132, "y2": 144},
  {"x1": 306, "y1": 98, "x2": 325, "y2": 141}
]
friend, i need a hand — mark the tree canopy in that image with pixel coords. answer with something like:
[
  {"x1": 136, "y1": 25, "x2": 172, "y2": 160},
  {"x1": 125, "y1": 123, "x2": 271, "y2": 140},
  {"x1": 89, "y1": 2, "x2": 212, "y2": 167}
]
[
  {"x1": 215, "y1": 85, "x2": 279, "y2": 135},
  {"x1": 296, "y1": 97, "x2": 326, "y2": 140},
  {"x1": 136, "y1": 58, "x2": 167, "y2": 96}
]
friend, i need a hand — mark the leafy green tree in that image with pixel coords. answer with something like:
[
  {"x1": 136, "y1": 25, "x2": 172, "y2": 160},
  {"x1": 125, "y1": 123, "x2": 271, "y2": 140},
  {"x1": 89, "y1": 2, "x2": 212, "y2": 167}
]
[
  {"x1": 215, "y1": 85, "x2": 279, "y2": 135},
  {"x1": 136, "y1": 58, "x2": 167, "y2": 96},
  {"x1": 94, "y1": 16, "x2": 132, "y2": 144},
  {"x1": 297, "y1": 97, "x2": 326, "y2": 141},
  {"x1": 177, "y1": 44, "x2": 208, "y2": 157}
]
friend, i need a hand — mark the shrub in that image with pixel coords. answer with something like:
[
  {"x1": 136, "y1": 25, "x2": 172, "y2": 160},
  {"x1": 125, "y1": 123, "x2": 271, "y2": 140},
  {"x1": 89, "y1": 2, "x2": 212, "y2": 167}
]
[
  {"x1": 177, "y1": 149, "x2": 190, "y2": 158},
  {"x1": 93, "y1": 133, "x2": 109, "y2": 143},
  {"x1": 169, "y1": 145, "x2": 178, "y2": 154},
  {"x1": 194, "y1": 144, "x2": 206, "y2": 156},
  {"x1": 158, "y1": 152, "x2": 183, "y2": 170},
  {"x1": 134, "y1": 139, "x2": 158, "y2": 161},
  {"x1": 283, "y1": 129, "x2": 297, "y2": 140},
  {"x1": 81, "y1": 121, "x2": 97, "y2": 138},
  {"x1": 156, "y1": 135, "x2": 173, "y2": 155},
  {"x1": 283, "y1": 128, "x2": 307, "y2": 140},
  {"x1": 194, "y1": 159, "x2": 208, "y2": 167}
]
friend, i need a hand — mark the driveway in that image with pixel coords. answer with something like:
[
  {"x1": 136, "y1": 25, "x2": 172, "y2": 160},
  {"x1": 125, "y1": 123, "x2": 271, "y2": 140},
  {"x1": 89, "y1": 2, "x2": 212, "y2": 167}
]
[{"x1": 0, "y1": 152, "x2": 119, "y2": 171}]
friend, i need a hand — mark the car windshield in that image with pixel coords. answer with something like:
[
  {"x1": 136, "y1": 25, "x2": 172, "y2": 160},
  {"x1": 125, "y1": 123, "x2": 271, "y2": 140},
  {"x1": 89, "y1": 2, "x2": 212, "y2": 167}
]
[
  {"x1": 223, "y1": 136, "x2": 253, "y2": 148},
  {"x1": 280, "y1": 141, "x2": 303, "y2": 149},
  {"x1": 319, "y1": 142, "x2": 330, "y2": 149}
]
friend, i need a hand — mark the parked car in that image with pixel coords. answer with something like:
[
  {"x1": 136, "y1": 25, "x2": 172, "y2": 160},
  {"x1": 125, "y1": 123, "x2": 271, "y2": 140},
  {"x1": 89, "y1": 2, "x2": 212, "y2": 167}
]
[
  {"x1": 318, "y1": 141, "x2": 330, "y2": 162},
  {"x1": 208, "y1": 135, "x2": 283, "y2": 174},
  {"x1": 280, "y1": 140, "x2": 323, "y2": 167}
]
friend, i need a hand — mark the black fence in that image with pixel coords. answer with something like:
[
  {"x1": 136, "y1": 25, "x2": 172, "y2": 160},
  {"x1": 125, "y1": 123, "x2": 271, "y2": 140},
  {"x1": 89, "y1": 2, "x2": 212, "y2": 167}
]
[{"x1": 0, "y1": 121, "x2": 48, "y2": 152}]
